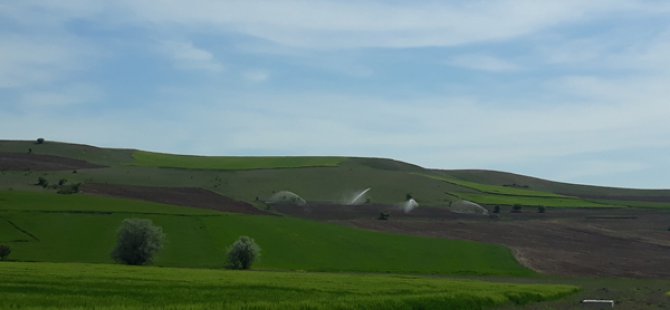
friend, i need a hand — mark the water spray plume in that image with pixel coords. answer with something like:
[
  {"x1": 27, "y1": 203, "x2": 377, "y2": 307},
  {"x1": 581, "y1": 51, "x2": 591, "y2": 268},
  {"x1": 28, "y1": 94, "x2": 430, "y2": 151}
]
[
  {"x1": 348, "y1": 188, "x2": 371, "y2": 205},
  {"x1": 402, "y1": 198, "x2": 419, "y2": 213}
]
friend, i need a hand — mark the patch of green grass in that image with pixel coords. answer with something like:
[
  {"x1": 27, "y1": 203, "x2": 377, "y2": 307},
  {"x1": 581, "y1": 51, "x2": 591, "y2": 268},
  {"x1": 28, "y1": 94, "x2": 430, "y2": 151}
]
[
  {"x1": 0, "y1": 262, "x2": 578, "y2": 309},
  {"x1": 2, "y1": 210, "x2": 531, "y2": 275},
  {"x1": 133, "y1": 151, "x2": 346, "y2": 170},
  {"x1": 589, "y1": 199, "x2": 670, "y2": 209},
  {"x1": 419, "y1": 173, "x2": 564, "y2": 197},
  {"x1": 453, "y1": 193, "x2": 612, "y2": 208},
  {"x1": 0, "y1": 191, "x2": 220, "y2": 215}
]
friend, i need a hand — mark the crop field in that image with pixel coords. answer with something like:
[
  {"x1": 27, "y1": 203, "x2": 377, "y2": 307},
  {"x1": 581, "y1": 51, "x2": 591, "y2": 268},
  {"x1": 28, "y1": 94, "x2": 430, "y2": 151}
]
[
  {"x1": 0, "y1": 262, "x2": 578, "y2": 310},
  {"x1": 133, "y1": 151, "x2": 346, "y2": 170},
  {"x1": 419, "y1": 173, "x2": 563, "y2": 197},
  {"x1": 0, "y1": 191, "x2": 530, "y2": 275},
  {"x1": 452, "y1": 192, "x2": 611, "y2": 208}
]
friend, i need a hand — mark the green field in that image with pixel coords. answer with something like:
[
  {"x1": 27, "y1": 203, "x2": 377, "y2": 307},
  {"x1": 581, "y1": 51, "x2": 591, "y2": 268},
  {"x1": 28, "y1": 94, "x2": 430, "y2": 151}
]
[
  {"x1": 0, "y1": 191, "x2": 530, "y2": 275},
  {"x1": 133, "y1": 151, "x2": 346, "y2": 170},
  {"x1": 453, "y1": 192, "x2": 611, "y2": 208},
  {"x1": 419, "y1": 173, "x2": 564, "y2": 198},
  {"x1": 0, "y1": 262, "x2": 577, "y2": 309}
]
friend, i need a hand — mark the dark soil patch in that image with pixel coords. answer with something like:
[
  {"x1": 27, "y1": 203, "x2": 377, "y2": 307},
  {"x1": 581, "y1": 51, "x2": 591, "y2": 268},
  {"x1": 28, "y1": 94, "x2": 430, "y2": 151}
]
[
  {"x1": 273, "y1": 203, "x2": 473, "y2": 221},
  {"x1": 276, "y1": 203, "x2": 670, "y2": 278},
  {"x1": 0, "y1": 153, "x2": 105, "y2": 171},
  {"x1": 82, "y1": 183, "x2": 269, "y2": 215},
  {"x1": 347, "y1": 212, "x2": 670, "y2": 278}
]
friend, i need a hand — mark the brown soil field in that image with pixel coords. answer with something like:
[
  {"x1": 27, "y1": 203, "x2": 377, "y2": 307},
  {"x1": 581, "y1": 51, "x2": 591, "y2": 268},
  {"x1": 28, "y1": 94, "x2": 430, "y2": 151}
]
[
  {"x1": 83, "y1": 183, "x2": 270, "y2": 215},
  {"x1": 276, "y1": 204, "x2": 670, "y2": 278},
  {"x1": 0, "y1": 153, "x2": 104, "y2": 171}
]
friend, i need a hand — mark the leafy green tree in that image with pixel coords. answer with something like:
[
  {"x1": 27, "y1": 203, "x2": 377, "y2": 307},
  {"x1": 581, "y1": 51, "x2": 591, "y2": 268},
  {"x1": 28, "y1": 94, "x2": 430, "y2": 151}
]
[
  {"x1": 227, "y1": 236, "x2": 261, "y2": 270},
  {"x1": 0, "y1": 245, "x2": 11, "y2": 261},
  {"x1": 36, "y1": 138, "x2": 45, "y2": 144},
  {"x1": 112, "y1": 219, "x2": 165, "y2": 265}
]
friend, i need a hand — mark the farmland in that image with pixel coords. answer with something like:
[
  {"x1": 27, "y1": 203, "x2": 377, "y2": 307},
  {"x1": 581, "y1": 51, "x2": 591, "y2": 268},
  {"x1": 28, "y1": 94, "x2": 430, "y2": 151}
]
[
  {"x1": 0, "y1": 191, "x2": 530, "y2": 275},
  {"x1": 0, "y1": 262, "x2": 577, "y2": 310},
  {"x1": 2, "y1": 140, "x2": 670, "y2": 308},
  {"x1": 133, "y1": 151, "x2": 346, "y2": 170}
]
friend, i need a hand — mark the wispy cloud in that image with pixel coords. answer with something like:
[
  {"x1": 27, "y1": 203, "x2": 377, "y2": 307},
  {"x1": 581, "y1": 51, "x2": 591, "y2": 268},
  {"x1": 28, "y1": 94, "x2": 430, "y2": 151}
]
[
  {"x1": 242, "y1": 70, "x2": 269, "y2": 82},
  {"x1": 159, "y1": 40, "x2": 223, "y2": 72},
  {"x1": 444, "y1": 54, "x2": 519, "y2": 72}
]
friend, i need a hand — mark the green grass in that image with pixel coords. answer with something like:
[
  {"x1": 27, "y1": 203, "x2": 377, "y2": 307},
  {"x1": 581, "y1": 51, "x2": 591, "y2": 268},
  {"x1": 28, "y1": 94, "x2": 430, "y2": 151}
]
[
  {"x1": 0, "y1": 262, "x2": 578, "y2": 309},
  {"x1": 0, "y1": 191, "x2": 531, "y2": 275},
  {"x1": 419, "y1": 173, "x2": 565, "y2": 197},
  {"x1": 453, "y1": 192, "x2": 613, "y2": 208},
  {"x1": 133, "y1": 151, "x2": 346, "y2": 170},
  {"x1": 0, "y1": 190, "x2": 220, "y2": 215}
]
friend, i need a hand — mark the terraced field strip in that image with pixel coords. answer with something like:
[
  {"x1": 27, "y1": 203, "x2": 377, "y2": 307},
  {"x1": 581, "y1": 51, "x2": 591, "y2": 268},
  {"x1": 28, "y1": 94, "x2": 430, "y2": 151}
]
[
  {"x1": 454, "y1": 193, "x2": 613, "y2": 208},
  {"x1": 418, "y1": 173, "x2": 564, "y2": 197},
  {"x1": 133, "y1": 151, "x2": 346, "y2": 170},
  {"x1": 0, "y1": 191, "x2": 531, "y2": 275},
  {"x1": 0, "y1": 262, "x2": 579, "y2": 310}
]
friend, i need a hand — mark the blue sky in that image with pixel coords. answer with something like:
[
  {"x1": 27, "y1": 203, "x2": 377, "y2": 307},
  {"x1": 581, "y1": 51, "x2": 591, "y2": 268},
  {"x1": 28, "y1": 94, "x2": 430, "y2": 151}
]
[{"x1": 2, "y1": 1, "x2": 670, "y2": 188}]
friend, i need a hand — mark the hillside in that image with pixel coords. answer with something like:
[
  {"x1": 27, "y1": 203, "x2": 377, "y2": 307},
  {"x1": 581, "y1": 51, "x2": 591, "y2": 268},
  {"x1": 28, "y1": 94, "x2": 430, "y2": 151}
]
[{"x1": 3, "y1": 139, "x2": 670, "y2": 209}]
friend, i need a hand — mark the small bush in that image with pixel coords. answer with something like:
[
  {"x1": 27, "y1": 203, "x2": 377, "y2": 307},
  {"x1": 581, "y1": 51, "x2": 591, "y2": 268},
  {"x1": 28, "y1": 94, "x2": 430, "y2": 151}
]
[
  {"x1": 493, "y1": 205, "x2": 500, "y2": 213},
  {"x1": 57, "y1": 183, "x2": 81, "y2": 195},
  {"x1": 538, "y1": 206, "x2": 546, "y2": 213},
  {"x1": 36, "y1": 177, "x2": 49, "y2": 188},
  {"x1": 227, "y1": 236, "x2": 261, "y2": 270},
  {"x1": 36, "y1": 138, "x2": 45, "y2": 144},
  {"x1": 0, "y1": 245, "x2": 10, "y2": 261},
  {"x1": 378, "y1": 212, "x2": 390, "y2": 220},
  {"x1": 112, "y1": 219, "x2": 165, "y2": 265},
  {"x1": 511, "y1": 204, "x2": 522, "y2": 213},
  {"x1": 58, "y1": 178, "x2": 67, "y2": 186}
]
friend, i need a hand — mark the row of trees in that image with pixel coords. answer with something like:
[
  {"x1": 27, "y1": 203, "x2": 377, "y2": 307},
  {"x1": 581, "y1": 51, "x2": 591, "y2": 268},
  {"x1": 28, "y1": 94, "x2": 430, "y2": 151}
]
[{"x1": 112, "y1": 218, "x2": 260, "y2": 269}]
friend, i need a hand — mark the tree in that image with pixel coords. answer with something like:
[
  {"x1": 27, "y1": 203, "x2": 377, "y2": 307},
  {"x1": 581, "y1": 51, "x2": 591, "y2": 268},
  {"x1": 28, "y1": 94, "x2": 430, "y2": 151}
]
[
  {"x1": 378, "y1": 212, "x2": 390, "y2": 220},
  {"x1": 511, "y1": 204, "x2": 522, "y2": 213},
  {"x1": 493, "y1": 205, "x2": 501, "y2": 213},
  {"x1": 36, "y1": 177, "x2": 49, "y2": 188},
  {"x1": 112, "y1": 218, "x2": 165, "y2": 265},
  {"x1": 0, "y1": 245, "x2": 10, "y2": 261},
  {"x1": 36, "y1": 138, "x2": 45, "y2": 144},
  {"x1": 538, "y1": 206, "x2": 546, "y2": 213},
  {"x1": 227, "y1": 236, "x2": 261, "y2": 270}
]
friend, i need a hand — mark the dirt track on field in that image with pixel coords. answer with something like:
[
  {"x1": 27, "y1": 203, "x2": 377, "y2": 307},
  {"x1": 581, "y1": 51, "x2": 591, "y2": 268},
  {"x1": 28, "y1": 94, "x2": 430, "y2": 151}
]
[
  {"x1": 0, "y1": 153, "x2": 104, "y2": 171},
  {"x1": 83, "y1": 183, "x2": 270, "y2": 215},
  {"x1": 276, "y1": 204, "x2": 670, "y2": 278}
]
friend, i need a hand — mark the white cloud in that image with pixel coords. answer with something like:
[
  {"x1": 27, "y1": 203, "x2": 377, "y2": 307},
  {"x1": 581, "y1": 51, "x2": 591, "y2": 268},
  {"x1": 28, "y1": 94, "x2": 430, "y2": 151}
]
[
  {"x1": 159, "y1": 40, "x2": 223, "y2": 72},
  {"x1": 0, "y1": 35, "x2": 94, "y2": 88},
  {"x1": 444, "y1": 54, "x2": 519, "y2": 72},
  {"x1": 116, "y1": 0, "x2": 666, "y2": 49},
  {"x1": 19, "y1": 83, "x2": 103, "y2": 107},
  {"x1": 242, "y1": 70, "x2": 269, "y2": 82}
]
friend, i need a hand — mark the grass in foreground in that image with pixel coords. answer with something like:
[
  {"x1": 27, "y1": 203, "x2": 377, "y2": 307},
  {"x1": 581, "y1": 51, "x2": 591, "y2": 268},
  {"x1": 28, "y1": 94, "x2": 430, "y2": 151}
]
[
  {"x1": 133, "y1": 151, "x2": 345, "y2": 170},
  {"x1": 0, "y1": 262, "x2": 578, "y2": 309}
]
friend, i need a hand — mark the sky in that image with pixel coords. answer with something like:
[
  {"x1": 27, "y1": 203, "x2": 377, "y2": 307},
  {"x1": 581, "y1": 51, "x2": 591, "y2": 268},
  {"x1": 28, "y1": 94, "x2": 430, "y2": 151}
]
[{"x1": 2, "y1": 1, "x2": 670, "y2": 188}]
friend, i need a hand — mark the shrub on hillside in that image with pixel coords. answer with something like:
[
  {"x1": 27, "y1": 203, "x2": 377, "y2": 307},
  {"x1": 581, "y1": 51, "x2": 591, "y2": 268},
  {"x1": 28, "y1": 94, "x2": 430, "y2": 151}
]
[
  {"x1": 36, "y1": 177, "x2": 49, "y2": 188},
  {"x1": 227, "y1": 236, "x2": 261, "y2": 270},
  {"x1": 0, "y1": 245, "x2": 11, "y2": 261},
  {"x1": 511, "y1": 204, "x2": 522, "y2": 213},
  {"x1": 36, "y1": 138, "x2": 45, "y2": 144},
  {"x1": 538, "y1": 206, "x2": 546, "y2": 213},
  {"x1": 112, "y1": 218, "x2": 165, "y2": 265},
  {"x1": 378, "y1": 212, "x2": 390, "y2": 220},
  {"x1": 493, "y1": 205, "x2": 500, "y2": 213},
  {"x1": 57, "y1": 183, "x2": 81, "y2": 195}
]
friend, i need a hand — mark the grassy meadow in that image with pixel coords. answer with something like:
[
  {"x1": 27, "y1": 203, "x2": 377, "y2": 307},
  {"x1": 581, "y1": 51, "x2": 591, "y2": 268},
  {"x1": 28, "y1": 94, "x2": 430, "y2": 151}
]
[
  {"x1": 0, "y1": 262, "x2": 578, "y2": 310},
  {"x1": 133, "y1": 151, "x2": 346, "y2": 170},
  {"x1": 0, "y1": 191, "x2": 531, "y2": 275}
]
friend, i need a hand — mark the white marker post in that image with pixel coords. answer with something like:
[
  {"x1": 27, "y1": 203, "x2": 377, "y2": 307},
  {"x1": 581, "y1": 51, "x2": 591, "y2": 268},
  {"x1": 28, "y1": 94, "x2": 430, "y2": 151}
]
[{"x1": 581, "y1": 299, "x2": 615, "y2": 308}]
